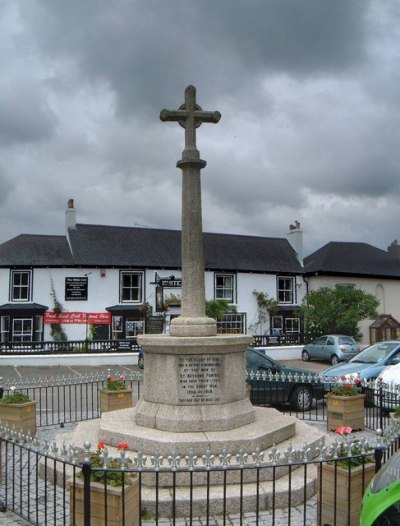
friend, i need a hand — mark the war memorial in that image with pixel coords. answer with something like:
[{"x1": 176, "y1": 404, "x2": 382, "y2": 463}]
[{"x1": 66, "y1": 86, "x2": 326, "y2": 515}]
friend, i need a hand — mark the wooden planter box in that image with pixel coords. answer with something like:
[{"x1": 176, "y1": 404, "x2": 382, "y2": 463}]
[
  {"x1": 318, "y1": 461, "x2": 375, "y2": 526},
  {"x1": 100, "y1": 389, "x2": 133, "y2": 414},
  {"x1": 326, "y1": 393, "x2": 365, "y2": 431},
  {"x1": 69, "y1": 477, "x2": 139, "y2": 526},
  {"x1": 0, "y1": 400, "x2": 37, "y2": 437}
]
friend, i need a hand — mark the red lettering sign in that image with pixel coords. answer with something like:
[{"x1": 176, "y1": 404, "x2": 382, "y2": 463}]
[{"x1": 44, "y1": 312, "x2": 111, "y2": 325}]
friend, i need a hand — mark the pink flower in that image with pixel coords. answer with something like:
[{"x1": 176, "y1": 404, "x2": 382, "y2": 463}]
[{"x1": 335, "y1": 426, "x2": 352, "y2": 435}]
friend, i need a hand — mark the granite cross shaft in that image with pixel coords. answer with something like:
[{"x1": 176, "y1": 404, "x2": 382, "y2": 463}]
[{"x1": 160, "y1": 85, "x2": 221, "y2": 337}]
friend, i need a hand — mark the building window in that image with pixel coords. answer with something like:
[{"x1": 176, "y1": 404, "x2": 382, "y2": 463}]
[
  {"x1": 285, "y1": 317, "x2": 300, "y2": 334},
  {"x1": 217, "y1": 313, "x2": 246, "y2": 334},
  {"x1": 272, "y1": 316, "x2": 283, "y2": 335},
  {"x1": 120, "y1": 272, "x2": 143, "y2": 303},
  {"x1": 12, "y1": 319, "x2": 33, "y2": 342},
  {"x1": 277, "y1": 277, "x2": 294, "y2": 304},
  {"x1": 215, "y1": 274, "x2": 235, "y2": 302},
  {"x1": 10, "y1": 270, "x2": 31, "y2": 302}
]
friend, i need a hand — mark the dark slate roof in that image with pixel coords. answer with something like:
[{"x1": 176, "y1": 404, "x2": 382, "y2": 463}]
[
  {"x1": 0, "y1": 234, "x2": 73, "y2": 266},
  {"x1": 0, "y1": 224, "x2": 302, "y2": 274},
  {"x1": 304, "y1": 242, "x2": 400, "y2": 278},
  {"x1": 69, "y1": 224, "x2": 302, "y2": 273}
]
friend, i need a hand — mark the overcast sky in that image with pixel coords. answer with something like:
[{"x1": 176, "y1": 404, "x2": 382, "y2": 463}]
[{"x1": 1, "y1": 1, "x2": 399, "y2": 256}]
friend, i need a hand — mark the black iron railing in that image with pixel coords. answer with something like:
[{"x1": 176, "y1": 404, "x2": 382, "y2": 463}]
[
  {"x1": 0, "y1": 425, "x2": 397, "y2": 526},
  {"x1": 252, "y1": 334, "x2": 304, "y2": 347},
  {"x1": 0, "y1": 338, "x2": 141, "y2": 354}
]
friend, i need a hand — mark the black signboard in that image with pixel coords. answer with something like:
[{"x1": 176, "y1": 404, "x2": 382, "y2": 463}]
[
  {"x1": 160, "y1": 277, "x2": 181, "y2": 288},
  {"x1": 65, "y1": 277, "x2": 88, "y2": 301},
  {"x1": 146, "y1": 315, "x2": 164, "y2": 334},
  {"x1": 116, "y1": 340, "x2": 135, "y2": 351}
]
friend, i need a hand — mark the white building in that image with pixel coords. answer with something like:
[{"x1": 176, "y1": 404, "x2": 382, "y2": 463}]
[{"x1": 0, "y1": 201, "x2": 305, "y2": 344}]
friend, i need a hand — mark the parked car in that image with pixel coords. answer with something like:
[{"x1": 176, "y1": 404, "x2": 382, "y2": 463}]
[
  {"x1": 246, "y1": 347, "x2": 325, "y2": 412},
  {"x1": 373, "y1": 362, "x2": 400, "y2": 410},
  {"x1": 138, "y1": 348, "x2": 144, "y2": 369},
  {"x1": 320, "y1": 341, "x2": 400, "y2": 383},
  {"x1": 301, "y1": 334, "x2": 359, "y2": 365}
]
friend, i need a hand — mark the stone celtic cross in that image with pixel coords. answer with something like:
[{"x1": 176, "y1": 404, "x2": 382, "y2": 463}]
[
  {"x1": 160, "y1": 85, "x2": 221, "y2": 158},
  {"x1": 160, "y1": 85, "x2": 221, "y2": 337}
]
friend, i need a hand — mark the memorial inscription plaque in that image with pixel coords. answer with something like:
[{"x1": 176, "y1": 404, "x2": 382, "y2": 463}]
[{"x1": 178, "y1": 355, "x2": 221, "y2": 404}]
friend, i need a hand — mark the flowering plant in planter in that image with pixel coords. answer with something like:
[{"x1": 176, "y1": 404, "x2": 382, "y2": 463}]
[
  {"x1": 85, "y1": 442, "x2": 133, "y2": 487},
  {"x1": 1, "y1": 386, "x2": 32, "y2": 404},
  {"x1": 331, "y1": 377, "x2": 362, "y2": 396},
  {"x1": 333, "y1": 426, "x2": 373, "y2": 468},
  {"x1": 106, "y1": 374, "x2": 127, "y2": 391}
]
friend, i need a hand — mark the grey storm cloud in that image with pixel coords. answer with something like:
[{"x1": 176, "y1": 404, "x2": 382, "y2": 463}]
[{"x1": 0, "y1": 0, "x2": 400, "y2": 257}]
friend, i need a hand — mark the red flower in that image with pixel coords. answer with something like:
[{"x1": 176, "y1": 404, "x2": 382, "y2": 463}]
[
  {"x1": 341, "y1": 376, "x2": 347, "y2": 381},
  {"x1": 336, "y1": 426, "x2": 352, "y2": 435},
  {"x1": 97, "y1": 442, "x2": 106, "y2": 450},
  {"x1": 354, "y1": 378, "x2": 361, "y2": 385},
  {"x1": 117, "y1": 443, "x2": 129, "y2": 451},
  {"x1": 345, "y1": 383, "x2": 352, "y2": 389}
]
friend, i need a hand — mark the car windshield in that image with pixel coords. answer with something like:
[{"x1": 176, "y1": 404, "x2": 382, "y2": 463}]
[{"x1": 350, "y1": 342, "x2": 399, "y2": 364}]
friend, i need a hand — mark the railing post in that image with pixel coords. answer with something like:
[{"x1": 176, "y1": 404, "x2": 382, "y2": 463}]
[
  {"x1": 81, "y1": 460, "x2": 92, "y2": 526},
  {"x1": 374, "y1": 429, "x2": 384, "y2": 473},
  {"x1": 0, "y1": 377, "x2": 3, "y2": 400}
]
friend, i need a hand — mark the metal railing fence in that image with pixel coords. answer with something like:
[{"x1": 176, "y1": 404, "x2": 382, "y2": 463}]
[
  {"x1": 1, "y1": 423, "x2": 399, "y2": 526},
  {"x1": 0, "y1": 338, "x2": 140, "y2": 354},
  {"x1": 0, "y1": 374, "x2": 398, "y2": 431},
  {"x1": 0, "y1": 335, "x2": 302, "y2": 355},
  {"x1": 0, "y1": 372, "x2": 143, "y2": 428}
]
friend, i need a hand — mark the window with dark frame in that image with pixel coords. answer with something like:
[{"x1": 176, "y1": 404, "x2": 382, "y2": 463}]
[
  {"x1": 120, "y1": 272, "x2": 143, "y2": 303},
  {"x1": 277, "y1": 277, "x2": 294, "y2": 304},
  {"x1": 10, "y1": 270, "x2": 31, "y2": 302},
  {"x1": 215, "y1": 274, "x2": 235, "y2": 302},
  {"x1": 12, "y1": 318, "x2": 33, "y2": 341},
  {"x1": 285, "y1": 317, "x2": 300, "y2": 334}
]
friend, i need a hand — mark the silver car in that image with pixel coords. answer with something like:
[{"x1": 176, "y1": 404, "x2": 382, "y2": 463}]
[{"x1": 301, "y1": 334, "x2": 359, "y2": 365}]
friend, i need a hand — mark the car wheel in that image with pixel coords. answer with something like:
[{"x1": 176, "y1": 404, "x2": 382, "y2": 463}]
[
  {"x1": 138, "y1": 355, "x2": 144, "y2": 369},
  {"x1": 301, "y1": 350, "x2": 310, "y2": 362},
  {"x1": 331, "y1": 354, "x2": 339, "y2": 366},
  {"x1": 290, "y1": 385, "x2": 312, "y2": 412}
]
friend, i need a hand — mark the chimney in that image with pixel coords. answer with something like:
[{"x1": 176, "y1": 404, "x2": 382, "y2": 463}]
[
  {"x1": 65, "y1": 198, "x2": 76, "y2": 230},
  {"x1": 388, "y1": 240, "x2": 400, "y2": 262},
  {"x1": 287, "y1": 221, "x2": 303, "y2": 266}
]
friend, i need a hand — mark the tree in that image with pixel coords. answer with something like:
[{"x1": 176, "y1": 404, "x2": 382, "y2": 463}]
[
  {"x1": 298, "y1": 285, "x2": 379, "y2": 342},
  {"x1": 205, "y1": 300, "x2": 237, "y2": 321}
]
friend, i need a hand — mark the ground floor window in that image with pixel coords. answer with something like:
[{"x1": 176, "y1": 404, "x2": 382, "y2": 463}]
[
  {"x1": 125, "y1": 319, "x2": 144, "y2": 338},
  {"x1": 217, "y1": 313, "x2": 246, "y2": 334},
  {"x1": 0, "y1": 314, "x2": 44, "y2": 342},
  {"x1": 12, "y1": 318, "x2": 33, "y2": 342},
  {"x1": 285, "y1": 317, "x2": 300, "y2": 334},
  {"x1": 111, "y1": 314, "x2": 145, "y2": 340}
]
